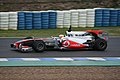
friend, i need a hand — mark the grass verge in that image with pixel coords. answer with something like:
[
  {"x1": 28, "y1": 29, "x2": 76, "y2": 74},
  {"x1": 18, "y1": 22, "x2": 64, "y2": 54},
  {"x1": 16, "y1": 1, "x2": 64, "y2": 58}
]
[{"x1": 0, "y1": 27, "x2": 120, "y2": 37}]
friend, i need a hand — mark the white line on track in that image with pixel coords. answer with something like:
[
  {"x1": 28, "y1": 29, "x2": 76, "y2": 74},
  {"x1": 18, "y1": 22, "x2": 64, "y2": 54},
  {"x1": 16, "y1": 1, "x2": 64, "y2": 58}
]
[
  {"x1": 0, "y1": 58, "x2": 8, "y2": 61},
  {"x1": 54, "y1": 58, "x2": 74, "y2": 61},
  {"x1": 87, "y1": 57, "x2": 106, "y2": 61},
  {"x1": 21, "y1": 58, "x2": 40, "y2": 61}
]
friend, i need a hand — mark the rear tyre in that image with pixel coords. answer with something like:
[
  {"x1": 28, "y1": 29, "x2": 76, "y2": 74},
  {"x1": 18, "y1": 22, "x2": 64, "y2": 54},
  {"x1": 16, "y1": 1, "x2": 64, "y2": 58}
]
[
  {"x1": 32, "y1": 40, "x2": 45, "y2": 52},
  {"x1": 93, "y1": 38, "x2": 107, "y2": 51}
]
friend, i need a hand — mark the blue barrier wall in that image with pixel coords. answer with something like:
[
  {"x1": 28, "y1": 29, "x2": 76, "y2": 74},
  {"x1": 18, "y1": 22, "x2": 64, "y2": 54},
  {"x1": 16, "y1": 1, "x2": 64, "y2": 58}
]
[
  {"x1": 117, "y1": 10, "x2": 120, "y2": 26},
  {"x1": 41, "y1": 12, "x2": 49, "y2": 29},
  {"x1": 33, "y1": 12, "x2": 42, "y2": 29},
  {"x1": 102, "y1": 9, "x2": 110, "y2": 26},
  {"x1": 49, "y1": 11, "x2": 57, "y2": 28},
  {"x1": 25, "y1": 12, "x2": 33, "y2": 30},
  {"x1": 110, "y1": 10, "x2": 118, "y2": 26},
  {"x1": 17, "y1": 11, "x2": 56, "y2": 30},
  {"x1": 95, "y1": 8, "x2": 120, "y2": 27},
  {"x1": 18, "y1": 12, "x2": 25, "y2": 30},
  {"x1": 95, "y1": 9, "x2": 103, "y2": 26}
]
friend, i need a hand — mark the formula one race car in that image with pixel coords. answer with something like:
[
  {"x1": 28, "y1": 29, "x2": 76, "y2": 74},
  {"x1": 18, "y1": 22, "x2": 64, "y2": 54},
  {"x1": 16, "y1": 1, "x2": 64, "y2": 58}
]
[{"x1": 11, "y1": 27, "x2": 108, "y2": 52}]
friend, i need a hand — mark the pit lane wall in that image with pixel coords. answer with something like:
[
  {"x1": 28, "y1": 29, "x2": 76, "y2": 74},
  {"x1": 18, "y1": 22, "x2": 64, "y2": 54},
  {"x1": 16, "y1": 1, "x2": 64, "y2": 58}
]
[{"x1": 0, "y1": 8, "x2": 120, "y2": 30}]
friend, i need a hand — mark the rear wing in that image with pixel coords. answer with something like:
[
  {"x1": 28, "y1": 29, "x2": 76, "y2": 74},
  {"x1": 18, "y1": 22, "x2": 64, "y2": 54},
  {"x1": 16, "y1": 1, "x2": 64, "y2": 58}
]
[{"x1": 86, "y1": 30, "x2": 108, "y2": 41}]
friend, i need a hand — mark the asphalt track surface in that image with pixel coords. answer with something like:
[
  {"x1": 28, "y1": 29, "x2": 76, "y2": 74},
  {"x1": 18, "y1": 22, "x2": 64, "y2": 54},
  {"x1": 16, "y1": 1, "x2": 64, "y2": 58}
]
[{"x1": 0, "y1": 37, "x2": 120, "y2": 58}]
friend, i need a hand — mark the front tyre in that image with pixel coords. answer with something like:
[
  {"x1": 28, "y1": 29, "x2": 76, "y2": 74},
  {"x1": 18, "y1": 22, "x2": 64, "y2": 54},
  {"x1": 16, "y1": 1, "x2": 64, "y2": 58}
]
[
  {"x1": 32, "y1": 40, "x2": 45, "y2": 52},
  {"x1": 93, "y1": 39, "x2": 107, "y2": 51}
]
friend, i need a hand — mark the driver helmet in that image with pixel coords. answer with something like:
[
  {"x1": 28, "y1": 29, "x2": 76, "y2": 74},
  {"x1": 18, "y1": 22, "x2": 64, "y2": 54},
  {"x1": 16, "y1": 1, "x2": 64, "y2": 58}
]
[{"x1": 59, "y1": 34, "x2": 64, "y2": 38}]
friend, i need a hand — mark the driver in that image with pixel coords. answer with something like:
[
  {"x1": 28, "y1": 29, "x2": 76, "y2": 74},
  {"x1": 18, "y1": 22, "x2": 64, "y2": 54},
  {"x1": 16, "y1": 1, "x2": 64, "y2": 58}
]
[
  {"x1": 58, "y1": 34, "x2": 65, "y2": 45},
  {"x1": 59, "y1": 34, "x2": 64, "y2": 39}
]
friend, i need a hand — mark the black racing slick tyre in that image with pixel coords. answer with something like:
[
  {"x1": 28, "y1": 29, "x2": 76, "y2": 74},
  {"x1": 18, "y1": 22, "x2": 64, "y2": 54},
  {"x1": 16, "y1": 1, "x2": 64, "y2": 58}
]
[
  {"x1": 93, "y1": 38, "x2": 107, "y2": 51},
  {"x1": 32, "y1": 40, "x2": 45, "y2": 52}
]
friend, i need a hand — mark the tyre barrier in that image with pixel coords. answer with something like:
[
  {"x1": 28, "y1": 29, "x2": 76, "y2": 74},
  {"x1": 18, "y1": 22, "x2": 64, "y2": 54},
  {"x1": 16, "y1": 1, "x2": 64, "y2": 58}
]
[
  {"x1": 70, "y1": 10, "x2": 79, "y2": 28},
  {"x1": 49, "y1": 11, "x2": 57, "y2": 29},
  {"x1": 9, "y1": 12, "x2": 17, "y2": 30},
  {"x1": 79, "y1": 9, "x2": 87, "y2": 27},
  {"x1": 118, "y1": 10, "x2": 120, "y2": 26},
  {"x1": 41, "y1": 11, "x2": 49, "y2": 29},
  {"x1": 86, "y1": 9, "x2": 95, "y2": 27},
  {"x1": 33, "y1": 12, "x2": 42, "y2": 29},
  {"x1": 0, "y1": 12, "x2": 9, "y2": 30},
  {"x1": 56, "y1": 11, "x2": 64, "y2": 28},
  {"x1": 0, "y1": 8, "x2": 120, "y2": 30},
  {"x1": 25, "y1": 12, "x2": 33, "y2": 30},
  {"x1": 63, "y1": 11, "x2": 71, "y2": 28},
  {"x1": 18, "y1": 12, "x2": 25, "y2": 30}
]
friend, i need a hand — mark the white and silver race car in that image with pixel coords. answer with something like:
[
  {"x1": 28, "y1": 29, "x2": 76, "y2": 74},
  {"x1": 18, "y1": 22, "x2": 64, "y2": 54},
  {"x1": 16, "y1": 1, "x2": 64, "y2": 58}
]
[{"x1": 11, "y1": 27, "x2": 108, "y2": 52}]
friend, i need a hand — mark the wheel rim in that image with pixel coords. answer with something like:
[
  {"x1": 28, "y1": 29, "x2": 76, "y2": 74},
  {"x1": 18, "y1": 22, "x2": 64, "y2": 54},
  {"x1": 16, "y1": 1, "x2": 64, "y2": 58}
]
[
  {"x1": 37, "y1": 43, "x2": 44, "y2": 50},
  {"x1": 100, "y1": 42, "x2": 105, "y2": 48}
]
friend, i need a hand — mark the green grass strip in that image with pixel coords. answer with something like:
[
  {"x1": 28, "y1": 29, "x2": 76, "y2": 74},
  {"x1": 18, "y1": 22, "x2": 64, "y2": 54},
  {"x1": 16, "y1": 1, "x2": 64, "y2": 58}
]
[{"x1": 0, "y1": 27, "x2": 120, "y2": 37}]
